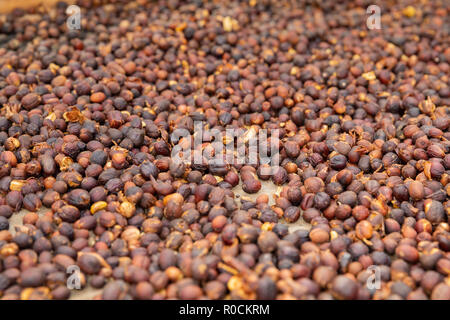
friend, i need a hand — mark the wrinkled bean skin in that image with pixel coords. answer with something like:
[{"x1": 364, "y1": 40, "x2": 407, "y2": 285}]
[{"x1": 0, "y1": 0, "x2": 448, "y2": 301}]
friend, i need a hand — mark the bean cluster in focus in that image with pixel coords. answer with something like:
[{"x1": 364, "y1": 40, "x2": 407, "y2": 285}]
[{"x1": 0, "y1": 0, "x2": 449, "y2": 300}]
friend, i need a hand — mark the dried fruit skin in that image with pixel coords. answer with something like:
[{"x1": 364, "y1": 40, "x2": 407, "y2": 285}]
[{"x1": 0, "y1": 0, "x2": 448, "y2": 302}]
